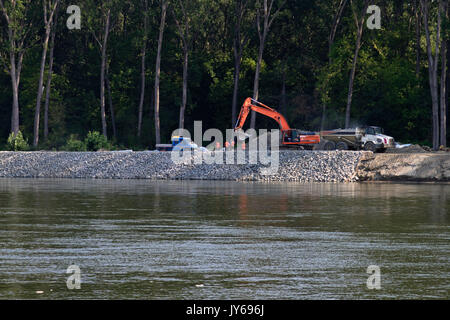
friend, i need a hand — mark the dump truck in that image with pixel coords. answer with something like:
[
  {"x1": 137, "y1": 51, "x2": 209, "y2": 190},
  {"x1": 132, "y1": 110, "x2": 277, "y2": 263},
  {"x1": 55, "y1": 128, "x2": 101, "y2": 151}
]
[
  {"x1": 234, "y1": 97, "x2": 320, "y2": 149},
  {"x1": 320, "y1": 126, "x2": 395, "y2": 152}
]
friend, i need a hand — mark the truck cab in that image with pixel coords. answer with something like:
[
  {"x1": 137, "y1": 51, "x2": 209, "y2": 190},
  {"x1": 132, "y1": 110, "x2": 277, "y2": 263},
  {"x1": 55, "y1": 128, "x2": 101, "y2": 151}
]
[{"x1": 361, "y1": 126, "x2": 395, "y2": 152}]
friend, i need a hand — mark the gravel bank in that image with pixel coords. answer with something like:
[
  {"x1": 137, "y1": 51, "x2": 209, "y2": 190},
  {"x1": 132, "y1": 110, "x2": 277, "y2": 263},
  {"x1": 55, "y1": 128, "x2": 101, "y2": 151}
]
[
  {"x1": 357, "y1": 152, "x2": 450, "y2": 181},
  {"x1": 0, "y1": 150, "x2": 367, "y2": 182}
]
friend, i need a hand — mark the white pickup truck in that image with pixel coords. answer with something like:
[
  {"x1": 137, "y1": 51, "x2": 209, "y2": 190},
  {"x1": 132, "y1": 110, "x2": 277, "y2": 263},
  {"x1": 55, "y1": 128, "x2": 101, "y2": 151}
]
[{"x1": 321, "y1": 126, "x2": 395, "y2": 152}]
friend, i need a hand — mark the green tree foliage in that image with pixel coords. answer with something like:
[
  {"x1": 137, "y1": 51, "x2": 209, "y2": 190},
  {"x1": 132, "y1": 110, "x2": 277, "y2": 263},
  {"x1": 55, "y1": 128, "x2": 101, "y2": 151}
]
[
  {"x1": 6, "y1": 131, "x2": 29, "y2": 151},
  {"x1": 84, "y1": 130, "x2": 112, "y2": 151},
  {"x1": 62, "y1": 134, "x2": 86, "y2": 151},
  {"x1": 0, "y1": 0, "x2": 447, "y2": 149}
]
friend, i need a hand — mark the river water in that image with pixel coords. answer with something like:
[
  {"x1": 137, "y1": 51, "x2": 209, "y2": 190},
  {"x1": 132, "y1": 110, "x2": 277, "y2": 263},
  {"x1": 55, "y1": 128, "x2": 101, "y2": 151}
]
[{"x1": 0, "y1": 179, "x2": 448, "y2": 299}]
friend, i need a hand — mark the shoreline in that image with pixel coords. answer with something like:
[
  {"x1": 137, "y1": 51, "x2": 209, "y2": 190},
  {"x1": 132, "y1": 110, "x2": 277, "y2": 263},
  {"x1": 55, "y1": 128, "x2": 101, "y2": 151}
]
[
  {"x1": 0, "y1": 150, "x2": 448, "y2": 182},
  {"x1": 356, "y1": 152, "x2": 450, "y2": 182}
]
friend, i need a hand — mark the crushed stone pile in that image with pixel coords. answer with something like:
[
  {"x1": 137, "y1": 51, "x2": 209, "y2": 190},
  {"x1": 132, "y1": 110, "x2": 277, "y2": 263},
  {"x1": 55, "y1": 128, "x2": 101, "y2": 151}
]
[{"x1": 0, "y1": 150, "x2": 367, "y2": 183}]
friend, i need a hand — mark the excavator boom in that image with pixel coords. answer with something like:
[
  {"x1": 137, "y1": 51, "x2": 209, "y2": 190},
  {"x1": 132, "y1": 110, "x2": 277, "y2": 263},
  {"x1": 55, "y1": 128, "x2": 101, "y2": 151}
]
[
  {"x1": 235, "y1": 97, "x2": 291, "y2": 131},
  {"x1": 234, "y1": 97, "x2": 320, "y2": 147}
]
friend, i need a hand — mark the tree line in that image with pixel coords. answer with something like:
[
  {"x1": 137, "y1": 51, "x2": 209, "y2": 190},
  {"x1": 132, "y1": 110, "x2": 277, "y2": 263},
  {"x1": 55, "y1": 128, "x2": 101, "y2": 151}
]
[{"x1": 0, "y1": 0, "x2": 448, "y2": 150}]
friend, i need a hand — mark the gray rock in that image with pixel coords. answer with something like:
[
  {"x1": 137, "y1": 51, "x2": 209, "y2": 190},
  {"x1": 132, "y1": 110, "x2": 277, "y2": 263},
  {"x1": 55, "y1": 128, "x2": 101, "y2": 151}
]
[{"x1": 0, "y1": 150, "x2": 369, "y2": 182}]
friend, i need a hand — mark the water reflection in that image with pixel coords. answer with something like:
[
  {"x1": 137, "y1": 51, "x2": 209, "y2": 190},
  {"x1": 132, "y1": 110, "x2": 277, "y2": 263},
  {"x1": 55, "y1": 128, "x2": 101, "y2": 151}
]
[{"x1": 0, "y1": 179, "x2": 448, "y2": 299}]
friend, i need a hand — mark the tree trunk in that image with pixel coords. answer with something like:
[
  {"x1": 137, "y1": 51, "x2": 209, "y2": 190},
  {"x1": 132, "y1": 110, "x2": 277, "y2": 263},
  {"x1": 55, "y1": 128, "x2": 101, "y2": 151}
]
[
  {"x1": 345, "y1": 0, "x2": 369, "y2": 128},
  {"x1": 415, "y1": 0, "x2": 421, "y2": 76},
  {"x1": 250, "y1": 42, "x2": 265, "y2": 128},
  {"x1": 106, "y1": 63, "x2": 117, "y2": 140},
  {"x1": 421, "y1": 0, "x2": 441, "y2": 150},
  {"x1": 33, "y1": 26, "x2": 52, "y2": 147},
  {"x1": 447, "y1": 29, "x2": 450, "y2": 148},
  {"x1": 10, "y1": 50, "x2": 24, "y2": 136},
  {"x1": 440, "y1": 41, "x2": 447, "y2": 147},
  {"x1": 11, "y1": 81, "x2": 20, "y2": 135},
  {"x1": 8, "y1": 26, "x2": 20, "y2": 135},
  {"x1": 137, "y1": 43, "x2": 146, "y2": 137},
  {"x1": 179, "y1": 47, "x2": 188, "y2": 129},
  {"x1": 250, "y1": 0, "x2": 283, "y2": 129},
  {"x1": 137, "y1": 0, "x2": 148, "y2": 138},
  {"x1": 231, "y1": 55, "x2": 241, "y2": 128},
  {"x1": 231, "y1": 0, "x2": 247, "y2": 128},
  {"x1": 33, "y1": 1, "x2": 59, "y2": 147},
  {"x1": 10, "y1": 55, "x2": 20, "y2": 135},
  {"x1": 44, "y1": 17, "x2": 57, "y2": 141},
  {"x1": 171, "y1": 0, "x2": 191, "y2": 130},
  {"x1": 1, "y1": 1, "x2": 29, "y2": 136},
  {"x1": 430, "y1": 76, "x2": 440, "y2": 150},
  {"x1": 345, "y1": 31, "x2": 362, "y2": 128},
  {"x1": 329, "y1": 0, "x2": 348, "y2": 64},
  {"x1": 280, "y1": 69, "x2": 287, "y2": 117},
  {"x1": 252, "y1": 44, "x2": 264, "y2": 100},
  {"x1": 100, "y1": 9, "x2": 111, "y2": 139},
  {"x1": 322, "y1": 0, "x2": 348, "y2": 130},
  {"x1": 440, "y1": 1, "x2": 448, "y2": 147},
  {"x1": 137, "y1": 49, "x2": 146, "y2": 138},
  {"x1": 154, "y1": 1, "x2": 168, "y2": 145}
]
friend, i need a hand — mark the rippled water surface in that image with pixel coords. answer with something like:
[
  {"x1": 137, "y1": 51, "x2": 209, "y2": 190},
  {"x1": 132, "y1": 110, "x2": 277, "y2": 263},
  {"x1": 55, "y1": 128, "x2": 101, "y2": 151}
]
[{"x1": 0, "y1": 179, "x2": 448, "y2": 299}]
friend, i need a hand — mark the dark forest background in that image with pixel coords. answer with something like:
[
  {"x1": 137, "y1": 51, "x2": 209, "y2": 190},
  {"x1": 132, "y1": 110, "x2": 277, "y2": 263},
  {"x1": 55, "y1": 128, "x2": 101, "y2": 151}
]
[{"x1": 0, "y1": 0, "x2": 448, "y2": 150}]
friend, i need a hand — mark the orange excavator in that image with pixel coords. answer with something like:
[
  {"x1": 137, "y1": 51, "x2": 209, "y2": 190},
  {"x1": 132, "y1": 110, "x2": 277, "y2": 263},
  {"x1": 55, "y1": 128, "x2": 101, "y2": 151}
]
[{"x1": 234, "y1": 97, "x2": 320, "y2": 149}]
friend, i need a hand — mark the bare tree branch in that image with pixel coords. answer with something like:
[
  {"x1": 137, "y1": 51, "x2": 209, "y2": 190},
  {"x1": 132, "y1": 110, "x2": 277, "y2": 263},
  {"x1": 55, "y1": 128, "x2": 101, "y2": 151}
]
[
  {"x1": 268, "y1": 1, "x2": 286, "y2": 29},
  {"x1": 0, "y1": 0, "x2": 10, "y2": 24}
]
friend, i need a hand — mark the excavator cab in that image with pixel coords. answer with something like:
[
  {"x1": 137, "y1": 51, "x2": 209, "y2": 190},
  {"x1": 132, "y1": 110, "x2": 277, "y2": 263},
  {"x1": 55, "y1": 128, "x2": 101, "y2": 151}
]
[
  {"x1": 283, "y1": 130, "x2": 318, "y2": 144},
  {"x1": 283, "y1": 130, "x2": 300, "y2": 143}
]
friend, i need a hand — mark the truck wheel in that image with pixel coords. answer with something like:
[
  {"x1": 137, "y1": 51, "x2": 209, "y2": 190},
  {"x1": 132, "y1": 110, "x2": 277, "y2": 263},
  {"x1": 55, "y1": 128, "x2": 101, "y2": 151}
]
[
  {"x1": 336, "y1": 142, "x2": 348, "y2": 150},
  {"x1": 323, "y1": 141, "x2": 336, "y2": 150},
  {"x1": 364, "y1": 142, "x2": 376, "y2": 152}
]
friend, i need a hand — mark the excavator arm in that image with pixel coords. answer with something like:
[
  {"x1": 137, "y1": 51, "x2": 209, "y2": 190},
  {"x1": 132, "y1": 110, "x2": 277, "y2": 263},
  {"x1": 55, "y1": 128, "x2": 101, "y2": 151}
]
[
  {"x1": 234, "y1": 97, "x2": 320, "y2": 146},
  {"x1": 234, "y1": 97, "x2": 291, "y2": 131}
]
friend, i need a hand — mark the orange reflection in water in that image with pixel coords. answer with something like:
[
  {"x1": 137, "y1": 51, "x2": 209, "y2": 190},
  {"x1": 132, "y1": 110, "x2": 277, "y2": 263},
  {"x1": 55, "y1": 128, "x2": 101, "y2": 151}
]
[
  {"x1": 238, "y1": 193, "x2": 248, "y2": 221},
  {"x1": 237, "y1": 192, "x2": 289, "y2": 222}
]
